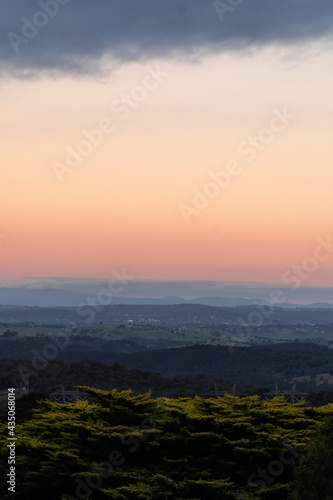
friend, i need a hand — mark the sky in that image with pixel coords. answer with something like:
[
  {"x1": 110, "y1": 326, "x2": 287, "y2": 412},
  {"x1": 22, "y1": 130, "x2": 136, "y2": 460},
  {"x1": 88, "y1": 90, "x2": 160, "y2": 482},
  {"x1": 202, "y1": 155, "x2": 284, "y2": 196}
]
[{"x1": 1, "y1": 0, "x2": 333, "y2": 287}]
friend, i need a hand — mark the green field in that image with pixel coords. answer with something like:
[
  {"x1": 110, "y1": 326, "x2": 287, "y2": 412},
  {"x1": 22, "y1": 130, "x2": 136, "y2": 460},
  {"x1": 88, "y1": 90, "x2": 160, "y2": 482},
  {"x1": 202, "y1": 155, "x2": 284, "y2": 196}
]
[{"x1": 1, "y1": 323, "x2": 333, "y2": 350}]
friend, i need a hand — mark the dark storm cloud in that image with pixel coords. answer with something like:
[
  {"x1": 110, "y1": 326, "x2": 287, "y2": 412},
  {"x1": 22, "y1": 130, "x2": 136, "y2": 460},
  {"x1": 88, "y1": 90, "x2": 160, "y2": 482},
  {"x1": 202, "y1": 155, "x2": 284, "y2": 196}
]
[{"x1": 1, "y1": 0, "x2": 333, "y2": 76}]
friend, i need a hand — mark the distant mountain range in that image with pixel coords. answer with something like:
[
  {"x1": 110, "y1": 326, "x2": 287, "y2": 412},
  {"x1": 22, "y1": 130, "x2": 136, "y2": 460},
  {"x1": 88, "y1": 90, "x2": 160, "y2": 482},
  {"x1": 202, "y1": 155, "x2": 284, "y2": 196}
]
[{"x1": 0, "y1": 286, "x2": 332, "y2": 309}]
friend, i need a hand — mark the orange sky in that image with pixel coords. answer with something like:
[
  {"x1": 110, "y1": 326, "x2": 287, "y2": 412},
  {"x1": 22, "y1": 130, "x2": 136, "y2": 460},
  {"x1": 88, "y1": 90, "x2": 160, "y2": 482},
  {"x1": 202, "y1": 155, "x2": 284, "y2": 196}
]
[{"x1": 1, "y1": 49, "x2": 333, "y2": 284}]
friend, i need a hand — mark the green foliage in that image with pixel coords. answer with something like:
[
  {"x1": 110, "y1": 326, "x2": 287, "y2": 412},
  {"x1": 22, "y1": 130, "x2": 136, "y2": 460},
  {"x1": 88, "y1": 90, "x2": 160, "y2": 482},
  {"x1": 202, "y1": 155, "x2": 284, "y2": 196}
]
[
  {"x1": 1, "y1": 389, "x2": 333, "y2": 499},
  {"x1": 291, "y1": 416, "x2": 333, "y2": 499}
]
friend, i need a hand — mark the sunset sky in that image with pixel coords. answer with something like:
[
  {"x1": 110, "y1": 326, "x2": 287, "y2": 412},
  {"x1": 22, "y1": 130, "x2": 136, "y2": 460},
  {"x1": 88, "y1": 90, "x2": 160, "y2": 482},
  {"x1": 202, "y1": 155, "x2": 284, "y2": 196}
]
[{"x1": 1, "y1": 0, "x2": 333, "y2": 286}]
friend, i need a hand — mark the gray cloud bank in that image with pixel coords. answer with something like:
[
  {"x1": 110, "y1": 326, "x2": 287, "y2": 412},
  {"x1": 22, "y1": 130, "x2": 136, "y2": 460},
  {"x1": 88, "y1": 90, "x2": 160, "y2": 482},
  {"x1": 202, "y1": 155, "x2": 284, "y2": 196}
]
[{"x1": 1, "y1": 0, "x2": 333, "y2": 76}]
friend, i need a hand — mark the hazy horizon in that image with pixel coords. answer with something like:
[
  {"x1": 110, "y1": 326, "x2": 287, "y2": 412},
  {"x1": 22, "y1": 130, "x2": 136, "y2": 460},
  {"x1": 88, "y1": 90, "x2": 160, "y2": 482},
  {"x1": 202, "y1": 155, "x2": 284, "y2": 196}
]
[{"x1": 0, "y1": 278, "x2": 332, "y2": 306}]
